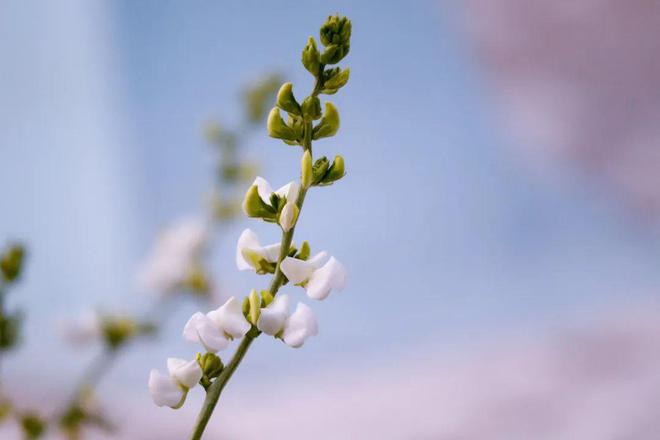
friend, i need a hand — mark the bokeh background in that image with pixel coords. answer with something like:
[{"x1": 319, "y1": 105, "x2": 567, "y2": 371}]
[{"x1": 2, "y1": 0, "x2": 660, "y2": 438}]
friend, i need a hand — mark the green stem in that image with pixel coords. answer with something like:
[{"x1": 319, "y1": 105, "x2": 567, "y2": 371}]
[{"x1": 189, "y1": 77, "x2": 322, "y2": 440}]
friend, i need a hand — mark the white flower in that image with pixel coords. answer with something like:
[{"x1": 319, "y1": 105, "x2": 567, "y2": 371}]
[
  {"x1": 235, "y1": 229, "x2": 281, "y2": 272},
  {"x1": 282, "y1": 303, "x2": 318, "y2": 348},
  {"x1": 256, "y1": 296, "x2": 318, "y2": 348},
  {"x1": 183, "y1": 297, "x2": 251, "y2": 352},
  {"x1": 252, "y1": 176, "x2": 299, "y2": 207},
  {"x1": 280, "y1": 254, "x2": 347, "y2": 300},
  {"x1": 148, "y1": 357, "x2": 202, "y2": 409},
  {"x1": 58, "y1": 311, "x2": 102, "y2": 346},
  {"x1": 137, "y1": 217, "x2": 208, "y2": 295},
  {"x1": 257, "y1": 294, "x2": 290, "y2": 335}
]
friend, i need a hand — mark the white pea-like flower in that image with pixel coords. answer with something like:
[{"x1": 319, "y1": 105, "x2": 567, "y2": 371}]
[
  {"x1": 252, "y1": 176, "x2": 299, "y2": 208},
  {"x1": 58, "y1": 311, "x2": 102, "y2": 346},
  {"x1": 280, "y1": 253, "x2": 347, "y2": 300},
  {"x1": 137, "y1": 217, "x2": 208, "y2": 296},
  {"x1": 148, "y1": 357, "x2": 202, "y2": 409},
  {"x1": 183, "y1": 297, "x2": 251, "y2": 352},
  {"x1": 235, "y1": 229, "x2": 281, "y2": 272},
  {"x1": 282, "y1": 303, "x2": 318, "y2": 348},
  {"x1": 256, "y1": 294, "x2": 290, "y2": 335}
]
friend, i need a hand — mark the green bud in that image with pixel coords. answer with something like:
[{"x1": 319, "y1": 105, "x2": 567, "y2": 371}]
[
  {"x1": 302, "y1": 37, "x2": 321, "y2": 76},
  {"x1": 267, "y1": 107, "x2": 298, "y2": 141},
  {"x1": 312, "y1": 102, "x2": 340, "y2": 140},
  {"x1": 297, "y1": 241, "x2": 311, "y2": 261},
  {"x1": 20, "y1": 413, "x2": 45, "y2": 439},
  {"x1": 198, "y1": 352, "x2": 224, "y2": 379},
  {"x1": 287, "y1": 113, "x2": 305, "y2": 140},
  {"x1": 279, "y1": 201, "x2": 299, "y2": 232},
  {"x1": 301, "y1": 150, "x2": 313, "y2": 189},
  {"x1": 301, "y1": 96, "x2": 322, "y2": 121},
  {"x1": 319, "y1": 155, "x2": 346, "y2": 185},
  {"x1": 242, "y1": 185, "x2": 277, "y2": 221},
  {"x1": 0, "y1": 312, "x2": 21, "y2": 351},
  {"x1": 311, "y1": 157, "x2": 330, "y2": 185},
  {"x1": 242, "y1": 296, "x2": 250, "y2": 316},
  {"x1": 320, "y1": 15, "x2": 352, "y2": 47},
  {"x1": 0, "y1": 244, "x2": 25, "y2": 283},
  {"x1": 276, "y1": 82, "x2": 301, "y2": 116},
  {"x1": 102, "y1": 317, "x2": 138, "y2": 350},
  {"x1": 243, "y1": 73, "x2": 283, "y2": 124},
  {"x1": 322, "y1": 68, "x2": 350, "y2": 93},
  {"x1": 261, "y1": 290, "x2": 274, "y2": 307},
  {"x1": 248, "y1": 289, "x2": 260, "y2": 325}
]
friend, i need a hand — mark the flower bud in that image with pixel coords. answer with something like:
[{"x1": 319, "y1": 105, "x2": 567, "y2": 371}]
[
  {"x1": 267, "y1": 107, "x2": 298, "y2": 141},
  {"x1": 311, "y1": 156, "x2": 330, "y2": 185},
  {"x1": 319, "y1": 155, "x2": 346, "y2": 185},
  {"x1": 197, "y1": 352, "x2": 224, "y2": 380},
  {"x1": 0, "y1": 312, "x2": 20, "y2": 351},
  {"x1": 279, "y1": 201, "x2": 299, "y2": 232},
  {"x1": 320, "y1": 15, "x2": 352, "y2": 47},
  {"x1": 102, "y1": 317, "x2": 138, "y2": 350},
  {"x1": 297, "y1": 241, "x2": 311, "y2": 261},
  {"x1": 0, "y1": 244, "x2": 25, "y2": 283},
  {"x1": 312, "y1": 102, "x2": 340, "y2": 140},
  {"x1": 276, "y1": 82, "x2": 301, "y2": 116},
  {"x1": 301, "y1": 150, "x2": 313, "y2": 189},
  {"x1": 322, "y1": 68, "x2": 350, "y2": 93},
  {"x1": 242, "y1": 185, "x2": 277, "y2": 220},
  {"x1": 20, "y1": 413, "x2": 45, "y2": 440},
  {"x1": 248, "y1": 289, "x2": 261, "y2": 325},
  {"x1": 302, "y1": 37, "x2": 321, "y2": 76},
  {"x1": 302, "y1": 96, "x2": 322, "y2": 121}
]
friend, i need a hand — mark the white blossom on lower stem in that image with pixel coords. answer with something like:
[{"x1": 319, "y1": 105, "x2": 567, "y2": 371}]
[
  {"x1": 183, "y1": 296, "x2": 251, "y2": 352},
  {"x1": 282, "y1": 303, "x2": 318, "y2": 348},
  {"x1": 256, "y1": 295, "x2": 318, "y2": 348},
  {"x1": 256, "y1": 294, "x2": 290, "y2": 335},
  {"x1": 149, "y1": 357, "x2": 202, "y2": 409},
  {"x1": 280, "y1": 253, "x2": 347, "y2": 300},
  {"x1": 236, "y1": 228, "x2": 281, "y2": 272},
  {"x1": 137, "y1": 217, "x2": 208, "y2": 296}
]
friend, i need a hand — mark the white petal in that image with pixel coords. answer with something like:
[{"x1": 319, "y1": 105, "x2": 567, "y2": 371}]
[
  {"x1": 282, "y1": 303, "x2": 318, "y2": 348},
  {"x1": 58, "y1": 311, "x2": 101, "y2": 346},
  {"x1": 167, "y1": 358, "x2": 202, "y2": 389},
  {"x1": 207, "y1": 296, "x2": 251, "y2": 339},
  {"x1": 236, "y1": 229, "x2": 261, "y2": 271},
  {"x1": 253, "y1": 176, "x2": 274, "y2": 204},
  {"x1": 279, "y1": 201, "x2": 297, "y2": 232},
  {"x1": 257, "y1": 294, "x2": 290, "y2": 336},
  {"x1": 148, "y1": 369, "x2": 186, "y2": 408},
  {"x1": 261, "y1": 243, "x2": 282, "y2": 263},
  {"x1": 307, "y1": 251, "x2": 329, "y2": 268},
  {"x1": 306, "y1": 257, "x2": 347, "y2": 300},
  {"x1": 275, "y1": 181, "x2": 299, "y2": 203},
  {"x1": 183, "y1": 312, "x2": 229, "y2": 352},
  {"x1": 280, "y1": 257, "x2": 316, "y2": 284}
]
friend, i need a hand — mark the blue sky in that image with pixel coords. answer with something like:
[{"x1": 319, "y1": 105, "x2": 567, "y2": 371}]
[{"x1": 2, "y1": 0, "x2": 660, "y2": 402}]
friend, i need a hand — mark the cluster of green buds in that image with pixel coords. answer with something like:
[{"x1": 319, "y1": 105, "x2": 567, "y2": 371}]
[{"x1": 0, "y1": 243, "x2": 26, "y2": 352}]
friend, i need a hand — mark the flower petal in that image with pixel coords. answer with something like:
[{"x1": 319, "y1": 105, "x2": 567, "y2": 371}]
[
  {"x1": 236, "y1": 229, "x2": 261, "y2": 271},
  {"x1": 167, "y1": 358, "x2": 202, "y2": 389},
  {"x1": 257, "y1": 294, "x2": 290, "y2": 335},
  {"x1": 307, "y1": 251, "x2": 329, "y2": 268},
  {"x1": 280, "y1": 257, "x2": 316, "y2": 284},
  {"x1": 305, "y1": 257, "x2": 347, "y2": 300},
  {"x1": 207, "y1": 296, "x2": 251, "y2": 339},
  {"x1": 275, "y1": 181, "x2": 299, "y2": 203},
  {"x1": 183, "y1": 312, "x2": 229, "y2": 352},
  {"x1": 261, "y1": 243, "x2": 282, "y2": 263},
  {"x1": 282, "y1": 303, "x2": 318, "y2": 348},
  {"x1": 253, "y1": 176, "x2": 274, "y2": 204},
  {"x1": 148, "y1": 369, "x2": 186, "y2": 408}
]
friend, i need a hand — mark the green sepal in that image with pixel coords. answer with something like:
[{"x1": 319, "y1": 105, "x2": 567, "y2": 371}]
[
  {"x1": 261, "y1": 290, "x2": 274, "y2": 307},
  {"x1": 312, "y1": 102, "x2": 340, "y2": 140},
  {"x1": 197, "y1": 352, "x2": 224, "y2": 381},
  {"x1": 248, "y1": 290, "x2": 260, "y2": 325},
  {"x1": 276, "y1": 82, "x2": 302, "y2": 116},
  {"x1": 0, "y1": 244, "x2": 25, "y2": 283},
  {"x1": 243, "y1": 185, "x2": 277, "y2": 221},
  {"x1": 297, "y1": 241, "x2": 311, "y2": 261},
  {"x1": 311, "y1": 156, "x2": 330, "y2": 184},
  {"x1": 267, "y1": 107, "x2": 298, "y2": 141}
]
